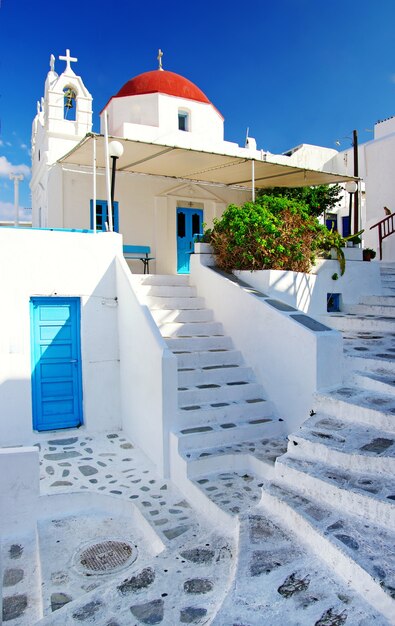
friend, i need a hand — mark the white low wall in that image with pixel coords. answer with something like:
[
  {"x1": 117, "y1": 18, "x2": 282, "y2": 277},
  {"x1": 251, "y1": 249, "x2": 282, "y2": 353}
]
[
  {"x1": 115, "y1": 257, "x2": 177, "y2": 477},
  {"x1": 0, "y1": 446, "x2": 40, "y2": 535},
  {"x1": 0, "y1": 228, "x2": 122, "y2": 446},
  {"x1": 190, "y1": 255, "x2": 343, "y2": 432},
  {"x1": 236, "y1": 258, "x2": 381, "y2": 316}
]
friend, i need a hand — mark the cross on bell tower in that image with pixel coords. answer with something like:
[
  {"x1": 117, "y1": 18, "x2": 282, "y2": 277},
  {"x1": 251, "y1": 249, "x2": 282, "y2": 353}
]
[{"x1": 59, "y1": 49, "x2": 78, "y2": 72}]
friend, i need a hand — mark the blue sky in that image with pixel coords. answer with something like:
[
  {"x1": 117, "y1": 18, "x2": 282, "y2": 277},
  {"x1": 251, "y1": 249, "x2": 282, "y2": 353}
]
[{"x1": 1, "y1": 0, "x2": 395, "y2": 218}]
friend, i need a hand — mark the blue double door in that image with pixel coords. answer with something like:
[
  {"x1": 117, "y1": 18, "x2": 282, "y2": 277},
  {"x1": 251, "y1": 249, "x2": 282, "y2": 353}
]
[
  {"x1": 176, "y1": 207, "x2": 203, "y2": 273},
  {"x1": 30, "y1": 297, "x2": 83, "y2": 431}
]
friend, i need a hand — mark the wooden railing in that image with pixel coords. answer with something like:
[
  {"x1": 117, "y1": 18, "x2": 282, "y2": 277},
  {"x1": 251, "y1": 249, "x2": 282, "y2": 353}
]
[{"x1": 370, "y1": 212, "x2": 395, "y2": 260}]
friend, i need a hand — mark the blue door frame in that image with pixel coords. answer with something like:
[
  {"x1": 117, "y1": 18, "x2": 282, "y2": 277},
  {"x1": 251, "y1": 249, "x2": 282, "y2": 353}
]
[
  {"x1": 30, "y1": 297, "x2": 83, "y2": 431},
  {"x1": 176, "y1": 207, "x2": 203, "y2": 274}
]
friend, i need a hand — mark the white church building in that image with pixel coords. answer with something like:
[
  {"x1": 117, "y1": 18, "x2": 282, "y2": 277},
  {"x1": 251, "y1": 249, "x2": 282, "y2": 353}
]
[{"x1": 0, "y1": 50, "x2": 394, "y2": 625}]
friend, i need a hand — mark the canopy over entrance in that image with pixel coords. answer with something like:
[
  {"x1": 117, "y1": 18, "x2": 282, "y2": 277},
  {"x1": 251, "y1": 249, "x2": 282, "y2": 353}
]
[{"x1": 59, "y1": 134, "x2": 357, "y2": 189}]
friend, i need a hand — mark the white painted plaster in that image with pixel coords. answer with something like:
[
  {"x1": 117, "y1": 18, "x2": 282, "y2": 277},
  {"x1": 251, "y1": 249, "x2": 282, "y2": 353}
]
[
  {"x1": 236, "y1": 258, "x2": 381, "y2": 316},
  {"x1": 0, "y1": 229, "x2": 122, "y2": 446},
  {"x1": 115, "y1": 257, "x2": 178, "y2": 477},
  {"x1": 0, "y1": 446, "x2": 39, "y2": 534},
  {"x1": 190, "y1": 254, "x2": 343, "y2": 432}
]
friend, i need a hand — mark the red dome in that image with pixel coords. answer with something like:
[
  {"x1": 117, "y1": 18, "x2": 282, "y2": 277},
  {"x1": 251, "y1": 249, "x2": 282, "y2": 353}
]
[{"x1": 115, "y1": 69, "x2": 211, "y2": 104}]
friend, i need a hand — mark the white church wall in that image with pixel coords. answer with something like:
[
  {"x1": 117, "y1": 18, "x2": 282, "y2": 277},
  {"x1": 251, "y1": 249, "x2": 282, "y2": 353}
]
[
  {"x1": 116, "y1": 257, "x2": 178, "y2": 478},
  {"x1": 58, "y1": 165, "x2": 249, "y2": 274},
  {"x1": 105, "y1": 92, "x2": 224, "y2": 149},
  {"x1": 0, "y1": 229, "x2": 122, "y2": 446},
  {"x1": 190, "y1": 255, "x2": 343, "y2": 432}
]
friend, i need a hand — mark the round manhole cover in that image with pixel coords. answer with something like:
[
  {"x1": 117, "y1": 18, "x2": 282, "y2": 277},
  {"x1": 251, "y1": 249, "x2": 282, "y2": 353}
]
[{"x1": 78, "y1": 540, "x2": 135, "y2": 574}]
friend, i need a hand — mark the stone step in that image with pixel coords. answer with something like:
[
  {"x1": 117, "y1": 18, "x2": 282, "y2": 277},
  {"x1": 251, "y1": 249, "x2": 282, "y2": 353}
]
[
  {"x1": 360, "y1": 295, "x2": 395, "y2": 305},
  {"x1": 342, "y1": 332, "x2": 395, "y2": 369},
  {"x1": 178, "y1": 381, "x2": 263, "y2": 407},
  {"x1": 178, "y1": 365, "x2": 255, "y2": 387},
  {"x1": 137, "y1": 284, "x2": 197, "y2": 298},
  {"x1": 314, "y1": 387, "x2": 395, "y2": 432},
  {"x1": 159, "y1": 321, "x2": 224, "y2": 338},
  {"x1": 175, "y1": 349, "x2": 244, "y2": 370},
  {"x1": 261, "y1": 482, "x2": 395, "y2": 622},
  {"x1": 166, "y1": 335, "x2": 233, "y2": 352},
  {"x1": 321, "y1": 313, "x2": 395, "y2": 332},
  {"x1": 185, "y1": 437, "x2": 287, "y2": 479},
  {"x1": 275, "y1": 455, "x2": 395, "y2": 528},
  {"x1": 351, "y1": 369, "x2": 395, "y2": 395},
  {"x1": 177, "y1": 397, "x2": 275, "y2": 428},
  {"x1": 144, "y1": 295, "x2": 206, "y2": 310},
  {"x1": 176, "y1": 420, "x2": 279, "y2": 453},
  {"x1": 151, "y1": 308, "x2": 214, "y2": 324},
  {"x1": 131, "y1": 274, "x2": 190, "y2": 286},
  {"x1": 345, "y1": 354, "x2": 395, "y2": 375},
  {"x1": 287, "y1": 411, "x2": 395, "y2": 474},
  {"x1": 343, "y1": 303, "x2": 395, "y2": 316}
]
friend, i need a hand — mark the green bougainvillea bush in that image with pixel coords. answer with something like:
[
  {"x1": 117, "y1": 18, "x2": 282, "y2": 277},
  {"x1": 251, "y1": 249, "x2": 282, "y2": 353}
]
[{"x1": 208, "y1": 196, "x2": 324, "y2": 273}]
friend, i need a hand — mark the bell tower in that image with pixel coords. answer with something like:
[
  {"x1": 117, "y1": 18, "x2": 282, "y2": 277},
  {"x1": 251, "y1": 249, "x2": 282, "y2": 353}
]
[{"x1": 31, "y1": 50, "x2": 92, "y2": 226}]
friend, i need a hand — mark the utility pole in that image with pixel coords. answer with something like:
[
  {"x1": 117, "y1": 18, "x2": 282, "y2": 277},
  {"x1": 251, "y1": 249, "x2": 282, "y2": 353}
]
[
  {"x1": 352, "y1": 130, "x2": 359, "y2": 235},
  {"x1": 9, "y1": 173, "x2": 24, "y2": 227}
]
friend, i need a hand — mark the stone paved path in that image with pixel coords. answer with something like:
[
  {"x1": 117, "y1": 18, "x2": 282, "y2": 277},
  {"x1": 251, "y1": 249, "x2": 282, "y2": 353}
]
[{"x1": 1, "y1": 432, "x2": 391, "y2": 625}]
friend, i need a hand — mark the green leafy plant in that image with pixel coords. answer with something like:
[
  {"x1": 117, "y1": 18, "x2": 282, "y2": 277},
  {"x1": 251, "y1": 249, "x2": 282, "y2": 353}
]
[
  {"x1": 257, "y1": 184, "x2": 343, "y2": 218},
  {"x1": 209, "y1": 196, "x2": 322, "y2": 273},
  {"x1": 331, "y1": 273, "x2": 339, "y2": 280}
]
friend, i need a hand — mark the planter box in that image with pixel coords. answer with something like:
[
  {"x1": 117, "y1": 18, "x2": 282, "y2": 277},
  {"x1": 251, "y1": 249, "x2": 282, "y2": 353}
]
[{"x1": 194, "y1": 243, "x2": 213, "y2": 254}]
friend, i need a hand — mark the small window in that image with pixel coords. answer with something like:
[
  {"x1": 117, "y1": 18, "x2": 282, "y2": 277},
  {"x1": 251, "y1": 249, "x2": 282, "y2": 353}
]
[
  {"x1": 178, "y1": 111, "x2": 189, "y2": 132},
  {"x1": 90, "y1": 200, "x2": 119, "y2": 232}
]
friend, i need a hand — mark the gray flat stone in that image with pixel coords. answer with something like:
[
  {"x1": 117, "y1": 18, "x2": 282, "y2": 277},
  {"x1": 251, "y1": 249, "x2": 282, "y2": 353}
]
[
  {"x1": 44, "y1": 451, "x2": 81, "y2": 461},
  {"x1": 163, "y1": 524, "x2": 190, "y2": 540},
  {"x1": 314, "y1": 607, "x2": 348, "y2": 625},
  {"x1": 117, "y1": 568, "x2": 155, "y2": 595},
  {"x1": 9, "y1": 544, "x2": 23, "y2": 559},
  {"x1": 183, "y1": 578, "x2": 213, "y2": 594},
  {"x1": 335, "y1": 534, "x2": 359, "y2": 550},
  {"x1": 72, "y1": 600, "x2": 103, "y2": 621},
  {"x1": 130, "y1": 599, "x2": 164, "y2": 624},
  {"x1": 180, "y1": 548, "x2": 215, "y2": 564},
  {"x1": 51, "y1": 592, "x2": 72, "y2": 612},
  {"x1": 180, "y1": 607, "x2": 207, "y2": 623},
  {"x1": 79, "y1": 465, "x2": 98, "y2": 476},
  {"x1": 3, "y1": 568, "x2": 24, "y2": 586},
  {"x1": 47, "y1": 437, "x2": 78, "y2": 446},
  {"x1": 2, "y1": 594, "x2": 28, "y2": 621},
  {"x1": 360, "y1": 438, "x2": 394, "y2": 453},
  {"x1": 277, "y1": 573, "x2": 310, "y2": 598}
]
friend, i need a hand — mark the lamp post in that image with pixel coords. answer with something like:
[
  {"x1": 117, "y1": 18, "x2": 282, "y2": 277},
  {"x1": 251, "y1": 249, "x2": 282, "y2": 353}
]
[
  {"x1": 352, "y1": 129, "x2": 359, "y2": 235},
  {"x1": 345, "y1": 180, "x2": 358, "y2": 237},
  {"x1": 109, "y1": 141, "x2": 124, "y2": 214}
]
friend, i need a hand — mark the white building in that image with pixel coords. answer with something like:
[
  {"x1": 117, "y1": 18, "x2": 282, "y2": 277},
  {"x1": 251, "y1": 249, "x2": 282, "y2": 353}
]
[{"x1": 30, "y1": 50, "x2": 350, "y2": 275}]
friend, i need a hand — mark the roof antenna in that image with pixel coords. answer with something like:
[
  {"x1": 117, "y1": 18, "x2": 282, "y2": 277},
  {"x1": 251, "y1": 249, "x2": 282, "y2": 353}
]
[
  {"x1": 245, "y1": 127, "x2": 249, "y2": 148},
  {"x1": 157, "y1": 49, "x2": 164, "y2": 71}
]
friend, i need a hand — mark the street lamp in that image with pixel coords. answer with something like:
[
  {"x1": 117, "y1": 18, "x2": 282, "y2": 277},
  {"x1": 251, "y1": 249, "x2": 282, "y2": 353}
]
[
  {"x1": 345, "y1": 180, "x2": 358, "y2": 237},
  {"x1": 109, "y1": 141, "x2": 124, "y2": 212}
]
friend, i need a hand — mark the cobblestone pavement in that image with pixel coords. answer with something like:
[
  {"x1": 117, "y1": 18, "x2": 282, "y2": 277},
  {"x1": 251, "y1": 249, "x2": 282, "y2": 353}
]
[{"x1": 0, "y1": 433, "x2": 391, "y2": 625}]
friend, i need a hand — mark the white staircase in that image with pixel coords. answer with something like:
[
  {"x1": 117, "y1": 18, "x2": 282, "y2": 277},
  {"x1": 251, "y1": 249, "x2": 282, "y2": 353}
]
[
  {"x1": 266, "y1": 262, "x2": 395, "y2": 620},
  {"x1": 132, "y1": 274, "x2": 285, "y2": 485}
]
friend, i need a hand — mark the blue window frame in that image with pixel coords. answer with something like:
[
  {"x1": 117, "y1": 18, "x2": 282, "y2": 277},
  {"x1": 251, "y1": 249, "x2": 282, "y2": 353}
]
[{"x1": 90, "y1": 200, "x2": 119, "y2": 232}]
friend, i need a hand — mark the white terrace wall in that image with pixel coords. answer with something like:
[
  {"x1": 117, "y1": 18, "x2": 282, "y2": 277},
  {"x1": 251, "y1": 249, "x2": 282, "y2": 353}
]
[
  {"x1": 236, "y1": 258, "x2": 381, "y2": 316},
  {"x1": 0, "y1": 228, "x2": 122, "y2": 446},
  {"x1": 190, "y1": 254, "x2": 343, "y2": 432}
]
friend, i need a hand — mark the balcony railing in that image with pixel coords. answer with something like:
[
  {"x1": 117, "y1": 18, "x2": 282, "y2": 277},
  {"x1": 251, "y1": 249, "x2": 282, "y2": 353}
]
[{"x1": 370, "y1": 212, "x2": 395, "y2": 260}]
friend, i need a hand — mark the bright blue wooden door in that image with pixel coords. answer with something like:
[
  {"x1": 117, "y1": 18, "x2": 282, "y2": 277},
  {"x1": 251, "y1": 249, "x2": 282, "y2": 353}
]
[
  {"x1": 30, "y1": 297, "x2": 83, "y2": 431},
  {"x1": 177, "y1": 208, "x2": 203, "y2": 273}
]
